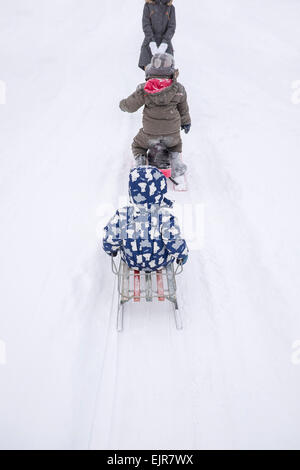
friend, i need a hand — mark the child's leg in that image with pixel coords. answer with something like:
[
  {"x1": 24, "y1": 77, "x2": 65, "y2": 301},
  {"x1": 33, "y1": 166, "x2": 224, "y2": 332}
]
[
  {"x1": 165, "y1": 133, "x2": 187, "y2": 177},
  {"x1": 170, "y1": 152, "x2": 187, "y2": 177},
  {"x1": 132, "y1": 129, "x2": 149, "y2": 159},
  {"x1": 167, "y1": 132, "x2": 183, "y2": 154},
  {"x1": 160, "y1": 132, "x2": 182, "y2": 154}
]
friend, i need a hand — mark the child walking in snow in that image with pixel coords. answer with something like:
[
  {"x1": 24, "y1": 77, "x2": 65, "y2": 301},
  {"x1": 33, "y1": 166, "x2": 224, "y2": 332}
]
[
  {"x1": 103, "y1": 166, "x2": 188, "y2": 272},
  {"x1": 119, "y1": 53, "x2": 191, "y2": 177},
  {"x1": 139, "y1": 0, "x2": 176, "y2": 71}
]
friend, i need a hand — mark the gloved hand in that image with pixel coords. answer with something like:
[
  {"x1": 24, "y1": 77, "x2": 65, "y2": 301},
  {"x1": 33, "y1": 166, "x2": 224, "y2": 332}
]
[
  {"x1": 149, "y1": 41, "x2": 158, "y2": 56},
  {"x1": 181, "y1": 124, "x2": 191, "y2": 134},
  {"x1": 176, "y1": 255, "x2": 188, "y2": 266},
  {"x1": 110, "y1": 251, "x2": 119, "y2": 258},
  {"x1": 158, "y1": 42, "x2": 168, "y2": 54}
]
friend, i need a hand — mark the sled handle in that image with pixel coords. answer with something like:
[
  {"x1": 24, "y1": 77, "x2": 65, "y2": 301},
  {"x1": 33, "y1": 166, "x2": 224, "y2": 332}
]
[
  {"x1": 111, "y1": 254, "x2": 119, "y2": 275},
  {"x1": 175, "y1": 262, "x2": 184, "y2": 276}
]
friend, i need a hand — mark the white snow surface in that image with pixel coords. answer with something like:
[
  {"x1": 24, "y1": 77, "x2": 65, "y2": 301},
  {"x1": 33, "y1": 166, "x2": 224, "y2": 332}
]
[{"x1": 0, "y1": 0, "x2": 300, "y2": 450}]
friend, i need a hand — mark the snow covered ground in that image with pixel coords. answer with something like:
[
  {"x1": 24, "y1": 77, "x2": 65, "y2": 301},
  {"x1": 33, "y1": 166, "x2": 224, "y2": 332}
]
[{"x1": 0, "y1": 0, "x2": 300, "y2": 450}]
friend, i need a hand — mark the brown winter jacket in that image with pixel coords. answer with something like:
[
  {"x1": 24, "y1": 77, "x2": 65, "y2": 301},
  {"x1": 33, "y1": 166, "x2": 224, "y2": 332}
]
[{"x1": 119, "y1": 79, "x2": 191, "y2": 136}]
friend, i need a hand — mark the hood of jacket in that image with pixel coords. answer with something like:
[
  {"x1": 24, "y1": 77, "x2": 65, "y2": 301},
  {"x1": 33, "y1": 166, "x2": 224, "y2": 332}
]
[
  {"x1": 144, "y1": 78, "x2": 172, "y2": 94},
  {"x1": 144, "y1": 79, "x2": 179, "y2": 106},
  {"x1": 129, "y1": 166, "x2": 173, "y2": 210}
]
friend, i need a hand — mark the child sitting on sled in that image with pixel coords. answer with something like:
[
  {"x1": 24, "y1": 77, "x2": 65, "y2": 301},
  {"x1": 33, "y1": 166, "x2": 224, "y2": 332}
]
[
  {"x1": 119, "y1": 53, "x2": 191, "y2": 179},
  {"x1": 103, "y1": 166, "x2": 188, "y2": 272}
]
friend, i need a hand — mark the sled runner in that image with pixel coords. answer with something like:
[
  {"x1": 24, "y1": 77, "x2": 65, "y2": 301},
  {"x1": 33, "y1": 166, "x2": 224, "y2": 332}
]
[{"x1": 111, "y1": 255, "x2": 184, "y2": 332}]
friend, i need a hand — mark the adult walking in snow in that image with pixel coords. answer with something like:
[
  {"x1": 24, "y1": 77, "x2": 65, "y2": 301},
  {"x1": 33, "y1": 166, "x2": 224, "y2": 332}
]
[{"x1": 138, "y1": 0, "x2": 176, "y2": 70}]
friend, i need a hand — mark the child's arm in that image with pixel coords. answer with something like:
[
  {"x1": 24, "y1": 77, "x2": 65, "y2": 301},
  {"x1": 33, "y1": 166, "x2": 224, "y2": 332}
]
[
  {"x1": 177, "y1": 87, "x2": 191, "y2": 127},
  {"x1": 103, "y1": 210, "x2": 122, "y2": 256},
  {"x1": 161, "y1": 213, "x2": 189, "y2": 262},
  {"x1": 142, "y1": 4, "x2": 155, "y2": 44},
  {"x1": 162, "y1": 6, "x2": 176, "y2": 44},
  {"x1": 119, "y1": 86, "x2": 145, "y2": 113}
]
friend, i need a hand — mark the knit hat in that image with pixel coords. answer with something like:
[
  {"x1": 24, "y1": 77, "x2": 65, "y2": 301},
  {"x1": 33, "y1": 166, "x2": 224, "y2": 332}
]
[{"x1": 145, "y1": 53, "x2": 175, "y2": 79}]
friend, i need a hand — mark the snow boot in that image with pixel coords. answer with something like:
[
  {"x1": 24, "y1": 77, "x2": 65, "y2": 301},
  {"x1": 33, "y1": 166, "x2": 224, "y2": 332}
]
[{"x1": 170, "y1": 152, "x2": 187, "y2": 177}]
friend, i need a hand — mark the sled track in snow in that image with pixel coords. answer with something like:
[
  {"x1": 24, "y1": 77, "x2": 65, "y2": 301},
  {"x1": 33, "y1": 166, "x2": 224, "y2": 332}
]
[{"x1": 91, "y1": 130, "x2": 299, "y2": 449}]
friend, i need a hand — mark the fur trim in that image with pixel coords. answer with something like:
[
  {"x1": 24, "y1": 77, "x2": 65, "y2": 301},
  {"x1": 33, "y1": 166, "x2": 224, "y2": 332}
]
[{"x1": 146, "y1": 0, "x2": 173, "y2": 5}]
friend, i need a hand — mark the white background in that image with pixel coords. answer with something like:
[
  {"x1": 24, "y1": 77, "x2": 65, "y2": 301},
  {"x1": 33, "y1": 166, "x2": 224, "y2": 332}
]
[{"x1": 0, "y1": 0, "x2": 300, "y2": 450}]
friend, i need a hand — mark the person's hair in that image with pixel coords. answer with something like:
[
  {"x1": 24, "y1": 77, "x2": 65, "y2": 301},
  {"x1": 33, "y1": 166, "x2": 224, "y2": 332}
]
[{"x1": 146, "y1": 0, "x2": 173, "y2": 5}]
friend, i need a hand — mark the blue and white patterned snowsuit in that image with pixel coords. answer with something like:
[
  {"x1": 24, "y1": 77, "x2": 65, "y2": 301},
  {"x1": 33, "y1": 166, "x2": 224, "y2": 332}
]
[{"x1": 103, "y1": 166, "x2": 188, "y2": 272}]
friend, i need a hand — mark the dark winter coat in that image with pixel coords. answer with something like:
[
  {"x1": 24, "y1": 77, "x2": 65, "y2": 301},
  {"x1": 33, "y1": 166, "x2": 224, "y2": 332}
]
[
  {"x1": 103, "y1": 166, "x2": 188, "y2": 272},
  {"x1": 120, "y1": 78, "x2": 191, "y2": 136},
  {"x1": 138, "y1": 0, "x2": 176, "y2": 70}
]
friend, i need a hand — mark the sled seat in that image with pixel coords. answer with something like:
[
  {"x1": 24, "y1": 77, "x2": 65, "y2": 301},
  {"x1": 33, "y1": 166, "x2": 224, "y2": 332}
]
[
  {"x1": 111, "y1": 256, "x2": 184, "y2": 332},
  {"x1": 111, "y1": 258, "x2": 182, "y2": 306}
]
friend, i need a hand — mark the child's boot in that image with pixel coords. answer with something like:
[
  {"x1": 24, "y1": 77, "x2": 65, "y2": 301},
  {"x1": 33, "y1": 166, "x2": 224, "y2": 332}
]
[{"x1": 170, "y1": 152, "x2": 187, "y2": 177}]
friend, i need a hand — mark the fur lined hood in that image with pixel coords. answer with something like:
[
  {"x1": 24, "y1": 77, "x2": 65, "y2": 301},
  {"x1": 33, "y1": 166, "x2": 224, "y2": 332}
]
[{"x1": 146, "y1": 0, "x2": 173, "y2": 5}]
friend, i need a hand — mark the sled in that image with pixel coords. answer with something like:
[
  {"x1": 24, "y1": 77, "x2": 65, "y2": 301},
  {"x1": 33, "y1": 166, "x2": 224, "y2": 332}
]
[{"x1": 111, "y1": 255, "x2": 184, "y2": 332}]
